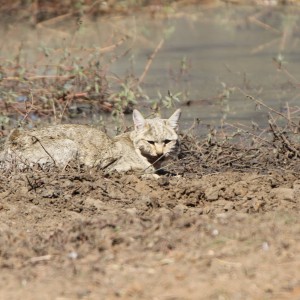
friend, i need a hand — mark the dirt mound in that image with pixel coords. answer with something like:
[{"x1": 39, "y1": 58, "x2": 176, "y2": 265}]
[{"x1": 0, "y1": 166, "x2": 299, "y2": 299}]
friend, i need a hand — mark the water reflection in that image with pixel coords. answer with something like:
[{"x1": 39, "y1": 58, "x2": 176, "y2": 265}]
[{"x1": 0, "y1": 5, "x2": 299, "y2": 132}]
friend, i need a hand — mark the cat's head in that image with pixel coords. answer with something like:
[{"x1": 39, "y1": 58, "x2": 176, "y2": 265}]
[{"x1": 131, "y1": 109, "x2": 181, "y2": 166}]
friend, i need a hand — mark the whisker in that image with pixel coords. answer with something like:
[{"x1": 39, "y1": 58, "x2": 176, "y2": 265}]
[
  {"x1": 155, "y1": 156, "x2": 189, "y2": 173},
  {"x1": 142, "y1": 153, "x2": 167, "y2": 173}
]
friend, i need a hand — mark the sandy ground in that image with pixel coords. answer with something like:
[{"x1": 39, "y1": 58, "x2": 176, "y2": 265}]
[{"x1": 0, "y1": 165, "x2": 299, "y2": 300}]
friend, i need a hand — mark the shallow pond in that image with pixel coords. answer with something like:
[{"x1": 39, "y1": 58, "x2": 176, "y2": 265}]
[{"x1": 1, "y1": 5, "x2": 300, "y2": 133}]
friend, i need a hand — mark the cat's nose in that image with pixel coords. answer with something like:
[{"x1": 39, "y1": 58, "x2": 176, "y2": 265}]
[{"x1": 155, "y1": 143, "x2": 164, "y2": 155}]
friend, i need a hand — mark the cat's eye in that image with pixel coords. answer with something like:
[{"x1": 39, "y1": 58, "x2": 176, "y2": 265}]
[
  {"x1": 164, "y1": 139, "x2": 172, "y2": 144},
  {"x1": 147, "y1": 140, "x2": 155, "y2": 145}
]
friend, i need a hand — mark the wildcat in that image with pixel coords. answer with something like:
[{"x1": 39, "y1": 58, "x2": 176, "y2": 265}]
[{"x1": 0, "y1": 109, "x2": 181, "y2": 174}]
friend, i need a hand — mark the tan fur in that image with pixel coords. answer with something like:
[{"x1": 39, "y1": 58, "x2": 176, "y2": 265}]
[{"x1": 0, "y1": 109, "x2": 181, "y2": 174}]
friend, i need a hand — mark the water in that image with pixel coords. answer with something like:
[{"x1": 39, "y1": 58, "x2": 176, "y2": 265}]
[{"x1": 1, "y1": 5, "x2": 299, "y2": 133}]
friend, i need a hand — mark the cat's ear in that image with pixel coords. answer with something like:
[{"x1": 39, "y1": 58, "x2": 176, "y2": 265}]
[
  {"x1": 133, "y1": 109, "x2": 145, "y2": 131},
  {"x1": 167, "y1": 109, "x2": 181, "y2": 130}
]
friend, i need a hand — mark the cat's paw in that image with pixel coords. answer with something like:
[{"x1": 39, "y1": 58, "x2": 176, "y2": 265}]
[{"x1": 141, "y1": 173, "x2": 160, "y2": 180}]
